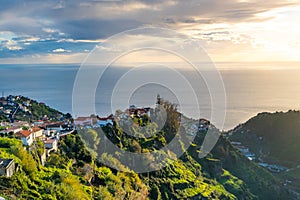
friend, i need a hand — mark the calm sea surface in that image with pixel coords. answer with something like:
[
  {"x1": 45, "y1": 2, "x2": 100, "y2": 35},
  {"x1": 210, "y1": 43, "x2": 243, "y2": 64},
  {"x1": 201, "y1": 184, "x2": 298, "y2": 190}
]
[{"x1": 1, "y1": 62, "x2": 300, "y2": 130}]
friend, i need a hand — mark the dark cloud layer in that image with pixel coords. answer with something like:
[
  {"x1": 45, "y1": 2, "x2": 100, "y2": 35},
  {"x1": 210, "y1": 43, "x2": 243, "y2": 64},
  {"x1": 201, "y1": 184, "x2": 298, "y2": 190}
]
[
  {"x1": 0, "y1": 0, "x2": 297, "y2": 59},
  {"x1": 56, "y1": 19, "x2": 142, "y2": 40}
]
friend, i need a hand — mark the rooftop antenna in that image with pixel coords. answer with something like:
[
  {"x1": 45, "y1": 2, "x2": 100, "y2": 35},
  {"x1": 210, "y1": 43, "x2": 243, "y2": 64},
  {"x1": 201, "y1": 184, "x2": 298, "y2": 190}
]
[{"x1": 2, "y1": 91, "x2": 4, "y2": 98}]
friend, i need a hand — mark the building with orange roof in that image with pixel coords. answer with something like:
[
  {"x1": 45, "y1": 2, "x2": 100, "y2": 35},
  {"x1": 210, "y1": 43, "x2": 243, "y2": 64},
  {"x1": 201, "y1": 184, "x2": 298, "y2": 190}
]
[
  {"x1": 74, "y1": 116, "x2": 98, "y2": 127},
  {"x1": 31, "y1": 126, "x2": 43, "y2": 139},
  {"x1": 16, "y1": 130, "x2": 34, "y2": 146}
]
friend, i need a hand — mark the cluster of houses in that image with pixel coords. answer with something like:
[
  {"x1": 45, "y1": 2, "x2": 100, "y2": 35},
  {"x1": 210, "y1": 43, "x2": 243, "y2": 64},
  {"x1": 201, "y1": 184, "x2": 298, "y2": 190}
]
[
  {"x1": 180, "y1": 118, "x2": 212, "y2": 137},
  {"x1": 0, "y1": 96, "x2": 31, "y2": 120},
  {"x1": 0, "y1": 98, "x2": 216, "y2": 178},
  {"x1": 0, "y1": 119, "x2": 73, "y2": 177},
  {"x1": 230, "y1": 141, "x2": 288, "y2": 173},
  {"x1": 74, "y1": 105, "x2": 212, "y2": 140},
  {"x1": 74, "y1": 115, "x2": 114, "y2": 129},
  {"x1": 258, "y1": 162, "x2": 288, "y2": 173},
  {"x1": 0, "y1": 120, "x2": 70, "y2": 149},
  {"x1": 74, "y1": 105, "x2": 151, "y2": 129},
  {"x1": 230, "y1": 141, "x2": 256, "y2": 161},
  {"x1": 125, "y1": 105, "x2": 151, "y2": 117}
]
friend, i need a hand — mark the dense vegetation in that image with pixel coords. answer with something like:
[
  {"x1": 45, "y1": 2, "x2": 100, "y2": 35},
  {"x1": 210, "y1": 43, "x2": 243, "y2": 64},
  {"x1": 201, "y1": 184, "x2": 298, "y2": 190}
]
[
  {"x1": 228, "y1": 110, "x2": 300, "y2": 196},
  {"x1": 0, "y1": 95, "x2": 69, "y2": 122},
  {"x1": 0, "y1": 97, "x2": 297, "y2": 199},
  {"x1": 229, "y1": 110, "x2": 300, "y2": 167},
  {"x1": 0, "y1": 135, "x2": 149, "y2": 200}
]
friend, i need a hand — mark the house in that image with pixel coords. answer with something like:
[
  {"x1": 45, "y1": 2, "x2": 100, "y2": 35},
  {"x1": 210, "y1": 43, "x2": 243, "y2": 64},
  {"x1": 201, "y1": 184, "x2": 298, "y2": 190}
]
[
  {"x1": 5, "y1": 126, "x2": 22, "y2": 134},
  {"x1": 34, "y1": 120, "x2": 44, "y2": 126},
  {"x1": 19, "y1": 105, "x2": 29, "y2": 112},
  {"x1": 16, "y1": 130, "x2": 34, "y2": 146},
  {"x1": 236, "y1": 145, "x2": 249, "y2": 154},
  {"x1": 44, "y1": 139, "x2": 58, "y2": 156},
  {"x1": 125, "y1": 106, "x2": 151, "y2": 117},
  {"x1": 4, "y1": 109, "x2": 11, "y2": 114},
  {"x1": 43, "y1": 129, "x2": 57, "y2": 137},
  {"x1": 7, "y1": 101, "x2": 14, "y2": 106},
  {"x1": 23, "y1": 100, "x2": 30, "y2": 107},
  {"x1": 98, "y1": 117, "x2": 114, "y2": 127},
  {"x1": 0, "y1": 122, "x2": 9, "y2": 126},
  {"x1": 97, "y1": 114, "x2": 114, "y2": 127},
  {"x1": 230, "y1": 141, "x2": 242, "y2": 145},
  {"x1": 74, "y1": 117, "x2": 98, "y2": 127},
  {"x1": 199, "y1": 118, "x2": 210, "y2": 131},
  {"x1": 7, "y1": 96, "x2": 15, "y2": 102},
  {"x1": 0, "y1": 158, "x2": 15, "y2": 177},
  {"x1": 31, "y1": 126, "x2": 43, "y2": 139},
  {"x1": 46, "y1": 123, "x2": 63, "y2": 131},
  {"x1": 12, "y1": 121, "x2": 29, "y2": 128}
]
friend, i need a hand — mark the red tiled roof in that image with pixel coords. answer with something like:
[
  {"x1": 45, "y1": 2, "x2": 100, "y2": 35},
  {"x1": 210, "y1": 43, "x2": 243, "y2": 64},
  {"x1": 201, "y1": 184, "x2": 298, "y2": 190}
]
[
  {"x1": 75, "y1": 117, "x2": 98, "y2": 124},
  {"x1": 44, "y1": 139, "x2": 55, "y2": 144},
  {"x1": 32, "y1": 126, "x2": 42, "y2": 132},
  {"x1": 6, "y1": 127, "x2": 21, "y2": 132},
  {"x1": 16, "y1": 130, "x2": 32, "y2": 137},
  {"x1": 75, "y1": 117, "x2": 95, "y2": 121}
]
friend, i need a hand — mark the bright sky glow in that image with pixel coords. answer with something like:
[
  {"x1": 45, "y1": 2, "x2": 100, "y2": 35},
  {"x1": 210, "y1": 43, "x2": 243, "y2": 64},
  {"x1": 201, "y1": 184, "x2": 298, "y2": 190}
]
[{"x1": 0, "y1": 0, "x2": 300, "y2": 64}]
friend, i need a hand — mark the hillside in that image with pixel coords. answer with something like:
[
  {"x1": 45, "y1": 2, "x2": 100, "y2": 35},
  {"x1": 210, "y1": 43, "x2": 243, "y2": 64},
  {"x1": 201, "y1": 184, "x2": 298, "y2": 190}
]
[
  {"x1": 76, "y1": 97, "x2": 294, "y2": 199},
  {"x1": 0, "y1": 95, "x2": 68, "y2": 122},
  {"x1": 0, "y1": 96, "x2": 297, "y2": 199},
  {"x1": 228, "y1": 110, "x2": 300, "y2": 167},
  {"x1": 228, "y1": 110, "x2": 300, "y2": 196}
]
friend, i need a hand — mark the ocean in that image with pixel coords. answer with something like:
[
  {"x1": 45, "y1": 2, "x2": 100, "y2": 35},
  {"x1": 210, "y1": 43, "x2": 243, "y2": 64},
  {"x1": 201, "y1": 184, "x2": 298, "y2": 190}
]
[{"x1": 1, "y1": 62, "x2": 300, "y2": 131}]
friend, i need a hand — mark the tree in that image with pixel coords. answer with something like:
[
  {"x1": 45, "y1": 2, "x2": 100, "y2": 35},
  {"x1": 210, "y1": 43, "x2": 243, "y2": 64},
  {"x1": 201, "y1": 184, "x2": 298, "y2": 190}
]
[{"x1": 129, "y1": 140, "x2": 142, "y2": 153}]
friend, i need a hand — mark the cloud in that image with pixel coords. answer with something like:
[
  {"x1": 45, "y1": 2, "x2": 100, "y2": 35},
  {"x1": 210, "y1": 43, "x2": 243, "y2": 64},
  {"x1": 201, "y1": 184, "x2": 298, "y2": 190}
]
[
  {"x1": 52, "y1": 1, "x2": 65, "y2": 10},
  {"x1": 0, "y1": 37, "x2": 96, "y2": 58},
  {"x1": 52, "y1": 48, "x2": 71, "y2": 53},
  {"x1": 5, "y1": 40, "x2": 23, "y2": 50},
  {"x1": 0, "y1": 0, "x2": 299, "y2": 62},
  {"x1": 0, "y1": 39, "x2": 22, "y2": 51},
  {"x1": 1, "y1": 0, "x2": 296, "y2": 39},
  {"x1": 55, "y1": 19, "x2": 142, "y2": 40}
]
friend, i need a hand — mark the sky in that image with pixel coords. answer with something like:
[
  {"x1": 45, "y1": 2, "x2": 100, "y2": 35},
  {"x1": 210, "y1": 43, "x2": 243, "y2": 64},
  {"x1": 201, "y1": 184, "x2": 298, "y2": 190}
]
[{"x1": 0, "y1": 0, "x2": 300, "y2": 64}]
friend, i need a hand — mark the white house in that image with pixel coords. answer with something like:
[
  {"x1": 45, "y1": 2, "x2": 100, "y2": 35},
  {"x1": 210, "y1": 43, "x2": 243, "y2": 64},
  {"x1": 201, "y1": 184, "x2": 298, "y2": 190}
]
[
  {"x1": 23, "y1": 101, "x2": 30, "y2": 107},
  {"x1": 44, "y1": 139, "x2": 58, "y2": 156},
  {"x1": 31, "y1": 126, "x2": 43, "y2": 139},
  {"x1": 98, "y1": 117, "x2": 114, "y2": 127},
  {"x1": 16, "y1": 130, "x2": 33, "y2": 146},
  {"x1": 12, "y1": 121, "x2": 29, "y2": 128},
  {"x1": 19, "y1": 105, "x2": 29, "y2": 112},
  {"x1": 7, "y1": 96, "x2": 15, "y2": 101},
  {"x1": 74, "y1": 117, "x2": 98, "y2": 127},
  {"x1": 7, "y1": 102, "x2": 14, "y2": 106},
  {"x1": 4, "y1": 109, "x2": 11, "y2": 114},
  {"x1": 0, "y1": 158, "x2": 15, "y2": 177},
  {"x1": 46, "y1": 123, "x2": 63, "y2": 131},
  {"x1": 5, "y1": 127, "x2": 22, "y2": 134}
]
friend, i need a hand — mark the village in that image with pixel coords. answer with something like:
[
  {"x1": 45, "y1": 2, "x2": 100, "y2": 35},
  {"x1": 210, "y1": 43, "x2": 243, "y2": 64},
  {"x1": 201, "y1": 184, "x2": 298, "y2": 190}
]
[
  {"x1": 0, "y1": 95, "x2": 212, "y2": 178},
  {"x1": 4, "y1": 96, "x2": 270, "y2": 185},
  {"x1": 0, "y1": 95, "x2": 74, "y2": 177},
  {"x1": 73, "y1": 105, "x2": 151, "y2": 129},
  {"x1": 230, "y1": 141, "x2": 288, "y2": 173},
  {"x1": 0, "y1": 95, "x2": 290, "y2": 190}
]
